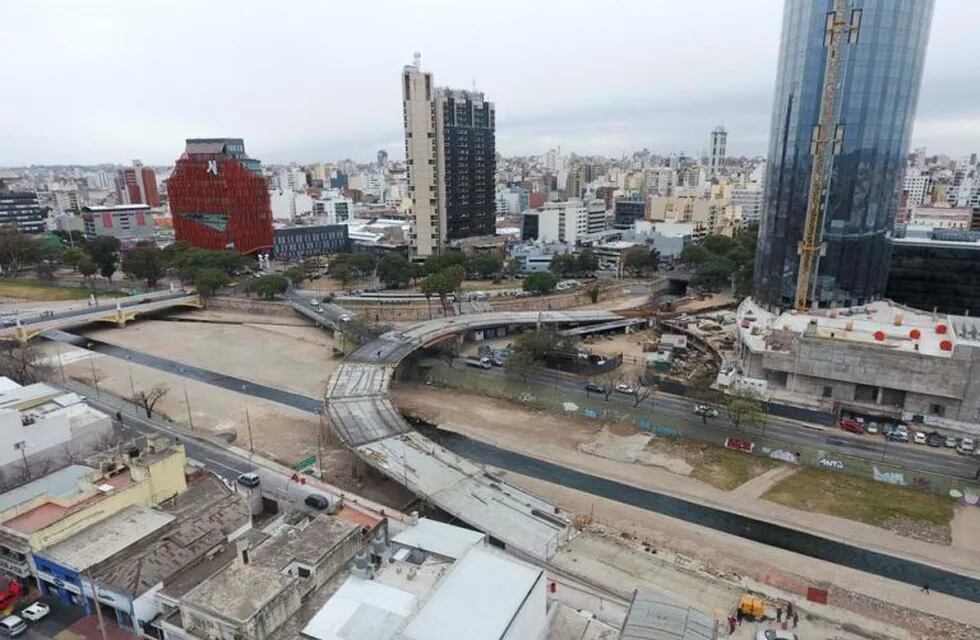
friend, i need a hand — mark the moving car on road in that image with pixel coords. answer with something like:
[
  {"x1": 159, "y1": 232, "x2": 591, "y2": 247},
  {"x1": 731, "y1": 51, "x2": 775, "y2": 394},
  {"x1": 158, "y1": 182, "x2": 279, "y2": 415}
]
[
  {"x1": 304, "y1": 494, "x2": 330, "y2": 510},
  {"x1": 693, "y1": 404, "x2": 719, "y2": 418},
  {"x1": 20, "y1": 603, "x2": 49, "y2": 622},
  {"x1": 584, "y1": 383, "x2": 606, "y2": 394},
  {"x1": 615, "y1": 383, "x2": 635, "y2": 395},
  {"x1": 237, "y1": 472, "x2": 260, "y2": 488}
]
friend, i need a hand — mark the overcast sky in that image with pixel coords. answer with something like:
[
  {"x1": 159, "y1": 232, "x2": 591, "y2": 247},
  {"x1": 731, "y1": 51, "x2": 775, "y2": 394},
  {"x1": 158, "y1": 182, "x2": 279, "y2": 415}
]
[{"x1": 2, "y1": 0, "x2": 977, "y2": 167}]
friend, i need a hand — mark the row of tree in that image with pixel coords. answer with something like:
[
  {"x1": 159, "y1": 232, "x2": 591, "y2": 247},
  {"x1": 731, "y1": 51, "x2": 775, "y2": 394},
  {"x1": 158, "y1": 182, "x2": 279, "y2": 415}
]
[
  {"x1": 326, "y1": 251, "x2": 513, "y2": 290},
  {"x1": 680, "y1": 223, "x2": 758, "y2": 296}
]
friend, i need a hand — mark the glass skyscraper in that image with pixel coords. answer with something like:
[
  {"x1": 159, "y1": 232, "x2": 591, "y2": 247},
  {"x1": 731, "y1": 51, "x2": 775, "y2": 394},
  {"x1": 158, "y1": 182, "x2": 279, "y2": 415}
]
[{"x1": 754, "y1": 0, "x2": 934, "y2": 309}]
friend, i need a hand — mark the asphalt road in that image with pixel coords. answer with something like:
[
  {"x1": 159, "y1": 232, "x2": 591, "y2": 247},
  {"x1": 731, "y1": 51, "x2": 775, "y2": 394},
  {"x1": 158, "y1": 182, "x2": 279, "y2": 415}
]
[
  {"x1": 418, "y1": 424, "x2": 980, "y2": 603},
  {"x1": 68, "y1": 381, "x2": 338, "y2": 511},
  {"x1": 456, "y1": 360, "x2": 980, "y2": 480}
]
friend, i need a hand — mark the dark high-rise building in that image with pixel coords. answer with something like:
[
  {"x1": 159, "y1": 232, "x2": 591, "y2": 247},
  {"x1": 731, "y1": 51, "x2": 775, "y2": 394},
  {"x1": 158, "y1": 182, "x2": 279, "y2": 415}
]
[
  {"x1": 0, "y1": 181, "x2": 47, "y2": 234},
  {"x1": 168, "y1": 138, "x2": 273, "y2": 255},
  {"x1": 612, "y1": 198, "x2": 646, "y2": 230},
  {"x1": 403, "y1": 56, "x2": 496, "y2": 257},
  {"x1": 754, "y1": 0, "x2": 934, "y2": 309},
  {"x1": 886, "y1": 229, "x2": 980, "y2": 317}
]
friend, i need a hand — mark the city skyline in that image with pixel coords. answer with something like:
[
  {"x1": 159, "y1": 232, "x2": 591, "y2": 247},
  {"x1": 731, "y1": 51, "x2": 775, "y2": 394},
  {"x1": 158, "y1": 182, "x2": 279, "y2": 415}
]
[{"x1": 2, "y1": 0, "x2": 978, "y2": 166}]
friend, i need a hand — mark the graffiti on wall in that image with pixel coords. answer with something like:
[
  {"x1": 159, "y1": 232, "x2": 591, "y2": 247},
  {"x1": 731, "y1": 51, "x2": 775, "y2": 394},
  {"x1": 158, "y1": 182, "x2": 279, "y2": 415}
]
[
  {"x1": 873, "y1": 465, "x2": 906, "y2": 486},
  {"x1": 725, "y1": 437, "x2": 754, "y2": 453},
  {"x1": 818, "y1": 457, "x2": 844, "y2": 470},
  {"x1": 762, "y1": 448, "x2": 798, "y2": 464}
]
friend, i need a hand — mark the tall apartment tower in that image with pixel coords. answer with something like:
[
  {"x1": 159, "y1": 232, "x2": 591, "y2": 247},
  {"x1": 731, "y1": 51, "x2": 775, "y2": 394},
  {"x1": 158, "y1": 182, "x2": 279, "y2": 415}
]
[
  {"x1": 754, "y1": 0, "x2": 934, "y2": 309},
  {"x1": 402, "y1": 55, "x2": 496, "y2": 258},
  {"x1": 115, "y1": 160, "x2": 161, "y2": 208},
  {"x1": 708, "y1": 126, "x2": 727, "y2": 177}
]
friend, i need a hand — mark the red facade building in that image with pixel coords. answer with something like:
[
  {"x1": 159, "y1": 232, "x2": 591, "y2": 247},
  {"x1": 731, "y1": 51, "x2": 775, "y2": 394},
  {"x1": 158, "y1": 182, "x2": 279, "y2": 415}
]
[
  {"x1": 167, "y1": 138, "x2": 273, "y2": 255},
  {"x1": 115, "y1": 160, "x2": 160, "y2": 207}
]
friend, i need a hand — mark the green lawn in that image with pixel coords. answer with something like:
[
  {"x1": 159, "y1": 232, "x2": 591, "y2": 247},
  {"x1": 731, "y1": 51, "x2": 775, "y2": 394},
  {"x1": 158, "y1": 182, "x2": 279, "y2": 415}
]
[
  {"x1": 0, "y1": 280, "x2": 124, "y2": 301},
  {"x1": 762, "y1": 467, "x2": 954, "y2": 532},
  {"x1": 646, "y1": 437, "x2": 781, "y2": 490}
]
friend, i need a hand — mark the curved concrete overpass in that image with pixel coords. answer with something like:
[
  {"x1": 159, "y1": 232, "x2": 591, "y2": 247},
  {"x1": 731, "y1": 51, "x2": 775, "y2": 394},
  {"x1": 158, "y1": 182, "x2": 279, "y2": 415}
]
[{"x1": 325, "y1": 310, "x2": 622, "y2": 560}]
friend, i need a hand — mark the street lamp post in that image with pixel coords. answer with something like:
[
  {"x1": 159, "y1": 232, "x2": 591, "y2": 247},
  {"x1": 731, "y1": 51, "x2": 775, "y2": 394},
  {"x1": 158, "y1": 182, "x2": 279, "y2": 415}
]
[
  {"x1": 242, "y1": 384, "x2": 254, "y2": 455},
  {"x1": 90, "y1": 359, "x2": 100, "y2": 397},
  {"x1": 179, "y1": 370, "x2": 194, "y2": 430}
]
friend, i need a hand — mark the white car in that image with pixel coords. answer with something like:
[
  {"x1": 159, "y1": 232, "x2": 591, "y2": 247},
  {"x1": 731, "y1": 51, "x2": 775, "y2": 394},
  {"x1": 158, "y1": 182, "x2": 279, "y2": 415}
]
[
  {"x1": 615, "y1": 383, "x2": 635, "y2": 395},
  {"x1": 693, "y1": 404, "x2": 719, "y2": 418},
  {"x1": 957, "y1": 438, "x2": 976, "y2": 455},
  {"x1": 756, "y1": 631, "x2": 797, "y2": 640},
  {"x1": 20, "y1": 602, "x2": 49, "y2": 622},
  {"x1": 0, "y1": 616, "x2": 26, "y2": 637},
  {"x1": 913, "y1": 431, "x2": 927, "y2": 445}
]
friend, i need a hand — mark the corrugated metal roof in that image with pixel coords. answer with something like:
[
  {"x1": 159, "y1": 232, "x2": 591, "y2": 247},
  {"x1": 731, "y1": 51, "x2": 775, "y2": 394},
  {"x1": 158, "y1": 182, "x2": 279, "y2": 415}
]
[{"x1": 620, "y1": 589, "x2": 718, "y2": 640}]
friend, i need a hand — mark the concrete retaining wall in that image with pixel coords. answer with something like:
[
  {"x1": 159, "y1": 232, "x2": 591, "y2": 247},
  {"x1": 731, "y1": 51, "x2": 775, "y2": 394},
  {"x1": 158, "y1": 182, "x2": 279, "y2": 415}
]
[{"x1": 208, "y1": 296, "x2": 296, "y2": 316}]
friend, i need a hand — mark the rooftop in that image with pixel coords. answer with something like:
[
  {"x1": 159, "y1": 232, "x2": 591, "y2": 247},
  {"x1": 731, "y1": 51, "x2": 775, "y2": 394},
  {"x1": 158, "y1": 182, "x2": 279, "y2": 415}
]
[
  {"x1": 182, "y1": 560, "x2": 295, "y2": 624},
  {"x1": 1, "y1": 470, "x2": 134, "y2": 534},
  {"x1": 401, "y1": 545, "x2": 543, "y2": 640},
  {"x1": 390, "y1": 518, "x2": 483, "y2": 560},
  {"x1": 252, "y1": 515, "x2": 358, "y2": 572},
  {"x1": 92, "y1": 476, "x2": 249, "y2": 596},
  {"x1": 0, "y1": 464, "x2": 94, "y2": 514},
  {"x1": 620, "y1": 589, "x2": 718, "y2": 640},
  {"x1": 738, "y1": 298, "x2": 961, "y2": 358},
  {"x1": 81, "y1": 205, "x2": 151, "y2": 213},
  {"x1": 40, "y1": 505, "x2": 174, "y2": 571}
]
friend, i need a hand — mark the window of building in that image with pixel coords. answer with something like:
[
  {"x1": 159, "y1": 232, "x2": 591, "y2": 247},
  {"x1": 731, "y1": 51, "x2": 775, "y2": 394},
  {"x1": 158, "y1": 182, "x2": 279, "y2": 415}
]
[
  {"x1": 822, "y1": 386, "x2": 832, "y2": 398},
  {"x1": 929, "y1": 403, "x2": 945, "y2": 417}
]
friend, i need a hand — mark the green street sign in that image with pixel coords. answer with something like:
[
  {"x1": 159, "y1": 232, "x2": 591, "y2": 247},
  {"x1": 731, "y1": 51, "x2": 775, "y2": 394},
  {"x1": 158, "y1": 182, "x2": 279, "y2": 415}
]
[{"x1": 293, "y1": 455, "x2": 316, "y2": 471}]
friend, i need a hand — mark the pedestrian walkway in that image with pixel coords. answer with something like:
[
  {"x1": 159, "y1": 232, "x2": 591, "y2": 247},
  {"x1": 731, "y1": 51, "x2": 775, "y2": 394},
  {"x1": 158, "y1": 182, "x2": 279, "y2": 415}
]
[{"x1": 58, "y1": 615, "x2": 133, "y2": 640}]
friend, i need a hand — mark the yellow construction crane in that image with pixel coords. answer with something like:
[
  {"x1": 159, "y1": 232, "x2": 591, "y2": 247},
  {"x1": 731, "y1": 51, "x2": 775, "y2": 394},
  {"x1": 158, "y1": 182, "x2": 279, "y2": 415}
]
[{"x1": 794, "y1": 0, "x2": 861, "y2": 311}]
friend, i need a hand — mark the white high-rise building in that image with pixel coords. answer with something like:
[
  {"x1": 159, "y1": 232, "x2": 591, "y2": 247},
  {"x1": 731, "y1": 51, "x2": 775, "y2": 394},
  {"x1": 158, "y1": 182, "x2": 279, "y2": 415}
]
[
  {"x1": 708, "y1": 125, "x2": 727, "y2": 177},
  {"x1": 902, "y1": 169, "x2": 931, "y2": 208}
]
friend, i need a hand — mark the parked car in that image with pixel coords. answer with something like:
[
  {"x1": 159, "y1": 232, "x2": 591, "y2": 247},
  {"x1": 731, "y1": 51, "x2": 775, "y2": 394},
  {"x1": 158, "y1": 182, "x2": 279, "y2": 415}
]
[
  {"x1": 882, "y1": 423, "x2": 896, "y2": 438},
  {"x1": 585, "y1": 383, "x2": 606, "y2": 394},
  {"x1": 926, "y1": 431, "x2": 943, "y2": 447},
  {"x1": 888, "y1": 425, "x2": 909, "y2": 442},
  {"x1": 693, "y1": 404, "x2": 719, "y2": 418},
  {"x1": 237, "y1": 472, "x2": 260, "y2": 488},
  {"x1": 840, "y1": 417, "x2": 865, "y2": 435},
  {"x1": 956, "y1": 438, "x2": 976, "y2": 455},
  {"x1": 304, "y1": 494, "x2": 330, "y2": 510},
  {"x1": 865, "y1": 421, "x2": 880, "y2": 435},
  {"x1": 0, "y1": 616, "x2": 26, "y2": 637},
  {"x1": 912, "y1": 431, "x2": 927, "y2": 445},
  {"x1": 945, "y1": 435, "x2": 959, "y2": 448},
  {"x1": 20, "y1": 603, "x2": 49, "y2": 622},
  {"x1": 615, "y1": 383, "x2": 635, "y2": 395}
]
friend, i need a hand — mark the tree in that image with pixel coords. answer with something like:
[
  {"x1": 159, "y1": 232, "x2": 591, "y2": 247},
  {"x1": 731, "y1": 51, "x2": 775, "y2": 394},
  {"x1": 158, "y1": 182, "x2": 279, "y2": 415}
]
[
  {"x1": 523, "y1": 270, "x2": 559, "y2": 295},
  {"x1": 87, "y1": 237, "x2": 121, "y2": 283},
  {"x1": 133, "y1": 385, "x2": 169, "y2": 418},
  {"x1": 623, "y1": 368, "x2": 655, "y2": 407},
  {"x1": 465, "y1": 254, "x2": 503, "y2": 279},
  {"x1": 283, "y1": 266, "x2": 306, "y2": 287},
  {"x1": 421, "y1": 266, "x2": 464, "y2": 313},
  {"x1": 724, "y1": 388, "x2": 765, "y2": 430},
  {"x1": 121, "y1": 243, "x2": 165, "y2": 287},
  {"x1": 423, "y1": 251, "x2": 466, "y2": 276},
  {"x1": 588, "y1": 285, "x2": 600, "y2": 304},
  {"x1": 0, "y1": 341, "x2": 53, "y2": 385},
  {"x1": 0, "y1": 229, "x2": 39, "y2": 275},
  {"x1": 512, "y1": 328, "x2": 574, "y2": 364},
  {"x1": 503, "y1": 349, "x2": 536, "y2": 383},
  {"x1": 191, "y1": 267, "x2": 230, "y2": 300},
  {"x1": 329, "y1": 261, "x2": 353, "y2": 287},
  {"x1": 63, "y1": 247, "x2": 87, "y2": 273},
  {"x1": 689, "y1": 364, "x2": 717, "y2": 400},
  {"x1": 248, "y1": 274, "x2": 289, "y2": 299},
  {"x1": 377, "y1": 254, "x2": 413, "y2": 289},
  {"x1": 78, "y1": 256, "x2": 97, "y2": 282},
  {"x1": 622, "y1": 245, "x2": 659, "y2": 276},
  {"x1": 576, "y1": 249, "x2": 599, "y2": 275}
]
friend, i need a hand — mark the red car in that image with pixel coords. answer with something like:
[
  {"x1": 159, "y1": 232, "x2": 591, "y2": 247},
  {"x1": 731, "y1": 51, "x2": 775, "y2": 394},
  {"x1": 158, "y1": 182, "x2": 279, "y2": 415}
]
[{"x1": 840, "y1": 417, "x2": 865, "y2": 434}]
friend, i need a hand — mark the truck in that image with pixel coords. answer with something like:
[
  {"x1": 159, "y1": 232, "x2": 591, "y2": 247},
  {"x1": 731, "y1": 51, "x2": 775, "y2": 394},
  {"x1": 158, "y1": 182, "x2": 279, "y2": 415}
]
[{"x1": 464, "y1": 357, "x2": 492, "y2": 370}]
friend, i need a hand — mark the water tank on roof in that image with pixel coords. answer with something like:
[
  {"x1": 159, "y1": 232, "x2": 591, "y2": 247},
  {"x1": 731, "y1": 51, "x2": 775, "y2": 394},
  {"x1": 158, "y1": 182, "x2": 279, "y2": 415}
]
[
  {"x1": 354, "y1": 551, "x2": 369, "y2": 570},
  {"x1": 372, "y1": 533, "x2": 386, "y2": 556}
]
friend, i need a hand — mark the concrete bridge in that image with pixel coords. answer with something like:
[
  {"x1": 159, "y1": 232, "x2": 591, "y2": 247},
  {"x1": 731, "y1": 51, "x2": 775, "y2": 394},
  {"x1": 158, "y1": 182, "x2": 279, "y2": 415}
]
[
  {"x1": 0, "y1": 290, "x2": 202, "y2": 342},
  {"x1": 324, "y1": 310, "x2": 622, "y2": 561}
]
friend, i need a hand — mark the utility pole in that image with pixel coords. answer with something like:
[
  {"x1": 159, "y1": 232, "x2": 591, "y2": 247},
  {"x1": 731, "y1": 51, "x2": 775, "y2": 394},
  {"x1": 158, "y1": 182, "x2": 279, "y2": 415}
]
[
  {"x1": 90, "y1": 359, "x2": 100, "y2": 397},
  {"x1": 84, "y1": 568, "x2": 109, "y2": 640},
  {"x1": 55, "y1": 342, "x2": 66, "y2": 383},
  {"x1": 183, "y1": 379, "x2": 194, "y2": 430},
  {"x1": 242, "y1": 384, "x2": 254, "y2": 456}
]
